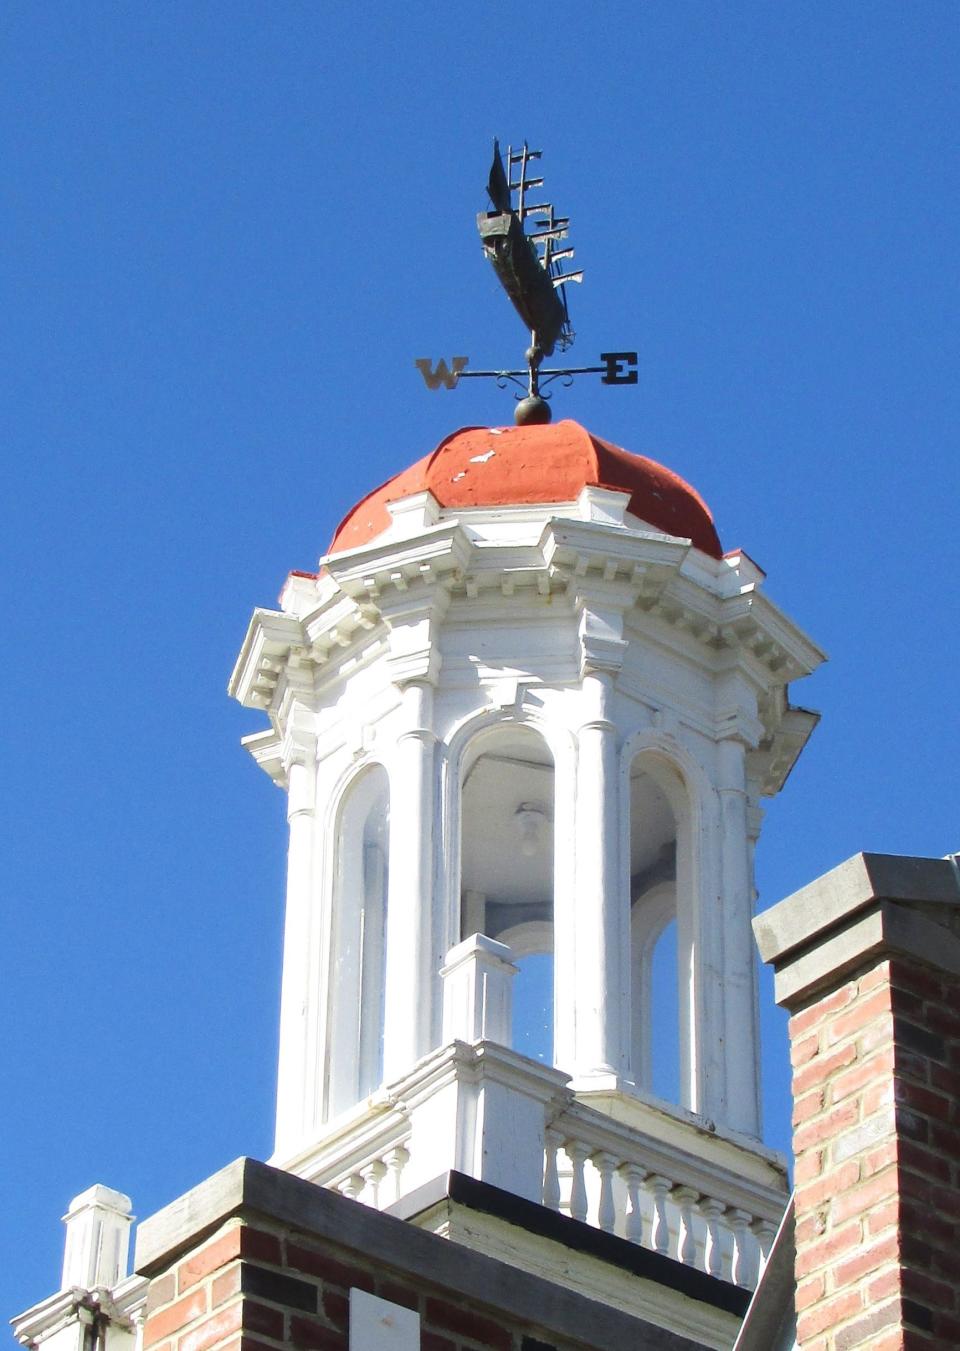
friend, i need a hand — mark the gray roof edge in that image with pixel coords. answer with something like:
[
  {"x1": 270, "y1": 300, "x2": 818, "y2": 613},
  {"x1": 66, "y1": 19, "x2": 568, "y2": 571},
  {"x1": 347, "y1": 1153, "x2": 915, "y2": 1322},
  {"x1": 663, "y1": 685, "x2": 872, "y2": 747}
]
[{"x1": 732, "y1": 1196, "x2": 796, "y2": 1351}]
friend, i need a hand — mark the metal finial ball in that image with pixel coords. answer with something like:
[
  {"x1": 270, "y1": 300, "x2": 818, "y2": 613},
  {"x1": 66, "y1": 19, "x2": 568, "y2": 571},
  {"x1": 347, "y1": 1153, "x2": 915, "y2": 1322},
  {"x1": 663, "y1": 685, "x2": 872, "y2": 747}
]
[
  {"x1": 525, "y1": 344, "x2": 544, "y2": 368},
  {"x1": 515, "y1": 395, "x2": 551, "y2": 426}
]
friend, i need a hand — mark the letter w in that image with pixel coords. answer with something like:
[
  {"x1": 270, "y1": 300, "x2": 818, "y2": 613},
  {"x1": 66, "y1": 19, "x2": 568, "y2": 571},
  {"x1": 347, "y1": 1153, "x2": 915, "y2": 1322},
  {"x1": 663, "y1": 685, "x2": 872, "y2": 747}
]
[{"x1": 415, "y1": 356, "x2": 468, "y2": 390}]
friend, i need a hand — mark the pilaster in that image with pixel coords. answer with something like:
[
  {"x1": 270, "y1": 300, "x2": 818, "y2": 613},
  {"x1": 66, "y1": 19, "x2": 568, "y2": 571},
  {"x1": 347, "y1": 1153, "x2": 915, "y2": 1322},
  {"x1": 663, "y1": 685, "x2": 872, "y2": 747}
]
[
  {"x1": 571, "y1": 670, "x2": 628, "y2": 1079},
  {"x1": 715, "y1": 734, "x2": 762, "y2": 1138},
  {"x1": 383, "y1": 677, "x2": 440, "y2": 1080},
  {"x1": 274, "y1": 722, "x2": 319, "y2": 1157}
]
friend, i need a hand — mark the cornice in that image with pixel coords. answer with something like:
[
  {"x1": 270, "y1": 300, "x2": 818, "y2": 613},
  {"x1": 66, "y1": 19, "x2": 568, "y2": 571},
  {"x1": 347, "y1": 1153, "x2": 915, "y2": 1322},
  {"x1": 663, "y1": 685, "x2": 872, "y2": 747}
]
[
  {"x1": 228, "y1": 608, "x2": 307, "y2": 709},
  {"x1": 322, "y1": 521, "x2": 473, "y2": 599},
  {"x1": 747, "y1": 704, "x2": 821, "y2": 797},
  {"x1": 231, "y1": 517, "x2": 824, "y2": 750},
  {"x1": 11, "y1": 1278, "x2": 147, "y2": 1347},
  {"x1": 716, "y1": 589, "x2": 826, "y2": 683},
  {"x1": 240, "y1": 727, "x2": 286, "y2": 786}
]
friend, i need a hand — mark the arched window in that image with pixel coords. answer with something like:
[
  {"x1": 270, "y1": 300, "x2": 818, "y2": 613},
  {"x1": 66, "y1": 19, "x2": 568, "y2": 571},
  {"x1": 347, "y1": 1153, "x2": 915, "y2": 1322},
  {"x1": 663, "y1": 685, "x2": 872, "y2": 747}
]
[
  {"x1": 628, "y1": 757, "x2": 687, "y2": 1104},
  {"x1": 460, "y1": 726, "x2": 554, "y2": 1064},
  {"x1": 327, "y1": 764, "x2": 389, "y2": 1118}
]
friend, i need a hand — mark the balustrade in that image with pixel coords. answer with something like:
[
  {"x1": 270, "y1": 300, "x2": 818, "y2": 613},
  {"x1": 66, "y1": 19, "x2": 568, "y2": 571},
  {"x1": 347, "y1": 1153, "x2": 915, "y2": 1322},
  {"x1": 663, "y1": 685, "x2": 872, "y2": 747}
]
[
  {"x1": 328, "y1": 1138, "x2": 412, "y2": 1208},
  {"x1": 544, "y1": 1125, "x2": 781, "y2": 1289},
  {"x1": 306, "y1": 1046, "x2": 784, "y2": 1294}
]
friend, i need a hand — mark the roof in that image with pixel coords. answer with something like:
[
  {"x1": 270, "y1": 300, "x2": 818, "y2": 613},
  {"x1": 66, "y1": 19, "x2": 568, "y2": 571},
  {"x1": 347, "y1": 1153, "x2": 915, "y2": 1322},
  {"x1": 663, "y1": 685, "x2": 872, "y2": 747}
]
[{"x1": 328, "y1": 421, "x2": 723, "y2": 559}]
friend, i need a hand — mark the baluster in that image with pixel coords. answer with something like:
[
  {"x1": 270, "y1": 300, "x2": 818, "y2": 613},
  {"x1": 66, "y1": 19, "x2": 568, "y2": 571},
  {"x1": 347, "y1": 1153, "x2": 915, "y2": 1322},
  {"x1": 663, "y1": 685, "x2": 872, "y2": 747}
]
[
  {"x1": 752, "y1": 1218, "x2": 779, "y2": 1275},
  {"x1": 383, "y1": 1144, "x2": 410, "y2": 1204},
  {"x1": 362, "y1": 1159, "x2": 387, "y2": 1209},
  {"x1": 698, "y1": 1197, "x2": 727, "y2": 1279},
  {"x1": 565, "y1": 1141, "x2": 590, "y2": 1223},
  {"x1": 592, "y1": 1152, "x2": 619, "y2": 1234},
  {"x1": 619, "y1": 1164, "x2": 647, "y2": 1246},
  {"x1": 673, "y1": 1187, "x2": 699, "y2": 1267},
  {"x1": 645, "y1": 1174, "x2": 672, "y2": 1256},
  {"x1": 727, "y1": 1208, "x2": 757, "y2": 1288},
  {"x1": 342, "y1": 1172, "x2": 365, "y2": 1201},
  {"x1": 543, "y1": 1129, "x2": 562, "y2": 1212}
]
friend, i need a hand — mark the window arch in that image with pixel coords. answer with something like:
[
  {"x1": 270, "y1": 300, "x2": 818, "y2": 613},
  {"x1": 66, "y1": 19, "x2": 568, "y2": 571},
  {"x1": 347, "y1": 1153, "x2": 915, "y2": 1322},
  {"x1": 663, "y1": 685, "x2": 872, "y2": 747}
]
[
  {"x1": 327, "y1": 763, "x2": 389, "y2": 1118},
  {"x1": 459, "y1": 724, "x2": 555, "y2": 1064}
]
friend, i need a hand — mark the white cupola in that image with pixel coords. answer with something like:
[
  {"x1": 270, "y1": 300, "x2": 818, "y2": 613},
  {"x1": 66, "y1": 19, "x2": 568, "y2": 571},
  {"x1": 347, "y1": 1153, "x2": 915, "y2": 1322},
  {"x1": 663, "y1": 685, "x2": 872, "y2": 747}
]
[{"x1": 230, "y1": 419, "x2": 824, "y2": 1291}]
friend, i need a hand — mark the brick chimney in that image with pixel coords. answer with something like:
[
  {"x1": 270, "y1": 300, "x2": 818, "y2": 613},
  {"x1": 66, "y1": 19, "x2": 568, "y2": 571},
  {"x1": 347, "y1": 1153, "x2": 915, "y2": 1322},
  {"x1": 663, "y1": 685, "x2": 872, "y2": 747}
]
[{"x1": 754, "y1": 852, "x2": 960, "y2": 1350}]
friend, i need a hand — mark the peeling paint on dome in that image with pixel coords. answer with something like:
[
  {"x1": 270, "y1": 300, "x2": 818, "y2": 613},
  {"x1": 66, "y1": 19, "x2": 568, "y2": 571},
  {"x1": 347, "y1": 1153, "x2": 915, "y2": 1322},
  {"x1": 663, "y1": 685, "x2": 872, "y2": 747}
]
[{"x1": 328, "y1": 421, "x2": 722, "y2": 559}]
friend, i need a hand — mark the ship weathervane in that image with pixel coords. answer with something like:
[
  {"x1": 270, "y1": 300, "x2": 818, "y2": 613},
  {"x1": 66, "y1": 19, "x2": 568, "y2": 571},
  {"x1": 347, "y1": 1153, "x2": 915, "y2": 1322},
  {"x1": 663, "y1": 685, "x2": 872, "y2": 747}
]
[{"x1": 416, "y1": 139, "x2": 637, "y2": 425}]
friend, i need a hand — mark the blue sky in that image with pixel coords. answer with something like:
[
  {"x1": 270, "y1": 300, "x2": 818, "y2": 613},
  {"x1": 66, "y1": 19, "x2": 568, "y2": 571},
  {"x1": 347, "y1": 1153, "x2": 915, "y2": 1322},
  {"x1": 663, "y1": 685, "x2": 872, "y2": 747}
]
[{"x1": 3, "y1": 1, "x2": 959, "y2": 1328}]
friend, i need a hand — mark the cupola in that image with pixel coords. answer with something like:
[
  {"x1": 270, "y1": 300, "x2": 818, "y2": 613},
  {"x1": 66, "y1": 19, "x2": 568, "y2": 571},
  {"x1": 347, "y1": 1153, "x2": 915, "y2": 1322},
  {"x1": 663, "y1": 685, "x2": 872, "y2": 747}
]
[{"x1": 229, "y1": 419, "x2": 825, "y2": 1301}]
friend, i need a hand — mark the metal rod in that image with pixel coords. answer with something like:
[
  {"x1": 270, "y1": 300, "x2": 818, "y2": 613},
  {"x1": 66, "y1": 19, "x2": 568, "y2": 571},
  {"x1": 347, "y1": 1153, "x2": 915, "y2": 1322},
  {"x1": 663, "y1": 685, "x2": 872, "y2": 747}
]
[{"x1": 455, "y1": 365, "x2": 608, "y2": 379}]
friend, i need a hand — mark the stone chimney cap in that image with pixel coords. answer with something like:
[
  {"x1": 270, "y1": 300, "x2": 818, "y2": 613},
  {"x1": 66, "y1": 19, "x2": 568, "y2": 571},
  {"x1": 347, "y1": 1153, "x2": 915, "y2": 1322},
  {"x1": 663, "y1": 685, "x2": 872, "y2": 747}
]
[
  {"x1": 753, "y1": 851, "x2": 960, "y2": 1008},
  {"x1": 754, "y1": 851, "x2": 960, "y2": 966}
]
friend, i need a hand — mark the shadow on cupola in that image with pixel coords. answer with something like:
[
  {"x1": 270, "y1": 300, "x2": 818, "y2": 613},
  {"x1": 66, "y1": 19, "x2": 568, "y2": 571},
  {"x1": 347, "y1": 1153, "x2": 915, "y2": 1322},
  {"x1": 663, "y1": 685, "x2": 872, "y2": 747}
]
[
  {"x1": 328, "y1": 763, "x2": 390, "y2": 1119},
  {"x1": 628, "y1": 757, "x2": 684, "y2": 1106},
  {"x1": 460, "y1": 725, "x2": 555, "y2": 1065}
]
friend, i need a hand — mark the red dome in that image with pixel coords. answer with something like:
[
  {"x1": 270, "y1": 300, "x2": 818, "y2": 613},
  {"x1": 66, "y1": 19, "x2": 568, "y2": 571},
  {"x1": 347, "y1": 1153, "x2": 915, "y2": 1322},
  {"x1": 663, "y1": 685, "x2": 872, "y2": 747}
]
[{"x1": 328, "y1": 421, "x2": 722, "y2": 560}]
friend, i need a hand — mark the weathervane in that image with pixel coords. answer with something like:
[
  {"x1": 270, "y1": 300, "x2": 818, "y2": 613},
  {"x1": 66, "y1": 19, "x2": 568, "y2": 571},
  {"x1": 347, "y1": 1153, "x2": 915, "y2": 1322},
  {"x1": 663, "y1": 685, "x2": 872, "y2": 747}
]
[{"x1": 416, "y1": 139, "x2": 637, "y2": 425}]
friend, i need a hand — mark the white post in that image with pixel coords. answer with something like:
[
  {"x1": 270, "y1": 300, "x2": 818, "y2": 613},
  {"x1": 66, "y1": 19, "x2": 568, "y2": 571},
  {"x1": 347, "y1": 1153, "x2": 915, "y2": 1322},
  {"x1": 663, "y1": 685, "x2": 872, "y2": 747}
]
[
  {"x1": 383, "y1": 680, "x2": 437, "y2": 1081},
  {"x1": 717, "y1": 736, "x2": 762, "y2": 1137},
  {"x1": 275, "y1": 747, "x2": 317, "y2": 1156},
  {"x1": 573, "y1": 672, "x2": 628, "y2": 1078},
  {"x1": 441, "y1": 934, "x2": 517, "y2": 1045},
  {"x1": 61, "y1": 1185, "x2": 133, "y2": 1290}
]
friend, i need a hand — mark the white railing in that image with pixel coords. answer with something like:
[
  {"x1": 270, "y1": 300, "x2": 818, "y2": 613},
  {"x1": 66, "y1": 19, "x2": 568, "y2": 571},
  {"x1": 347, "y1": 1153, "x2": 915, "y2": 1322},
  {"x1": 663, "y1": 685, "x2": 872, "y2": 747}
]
[
  {"x1": 543, "y1": 1105, "x2": 781, "y2": 1288},
  {"x1": 316, "y1": 1101, "x2": 782, "y2": 1290},
  {"x1": 281, "y1": 1026, "x2": 785, "y2": 1294},
  {"x1": 330, "y1": 1141, "x2": 412, "y2": 1209}
]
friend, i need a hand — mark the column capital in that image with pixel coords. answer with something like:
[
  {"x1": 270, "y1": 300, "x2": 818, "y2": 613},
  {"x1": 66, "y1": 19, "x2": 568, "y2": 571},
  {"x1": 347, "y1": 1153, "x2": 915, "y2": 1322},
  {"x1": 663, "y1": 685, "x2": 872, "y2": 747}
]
[
  {"x1": 382, "y1": 592, "x2": 447, "y2": 688},
  {"x1": 281, "y1": 722, "x2": 317, "y2": 775},
  {"x1": 575, "y1": 600, "x2": 629, "y2": 680},
  {"x1": 714, "y1": 708, "x2": 765, "y2": 751}
]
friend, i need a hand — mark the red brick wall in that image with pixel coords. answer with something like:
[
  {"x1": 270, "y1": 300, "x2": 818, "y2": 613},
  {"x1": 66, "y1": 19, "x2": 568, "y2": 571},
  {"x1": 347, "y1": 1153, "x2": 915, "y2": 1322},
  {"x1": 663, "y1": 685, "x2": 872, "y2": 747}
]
[
  {"x1": 142, "y1": 1215, "x2": 564, "y2": 1351},
  {"x1": 789, "y1": 955, "x2": 960, "y2": 1350}
]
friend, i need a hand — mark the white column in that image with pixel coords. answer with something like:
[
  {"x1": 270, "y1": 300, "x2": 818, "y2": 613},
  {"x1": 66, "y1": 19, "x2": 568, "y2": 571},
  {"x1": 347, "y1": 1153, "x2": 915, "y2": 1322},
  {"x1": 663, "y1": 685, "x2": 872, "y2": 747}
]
[
  {"x1": 274, "y1": 746, "x2": 316, "y2": 1157},
  {"x1": 383, "y1": 679, "x2": 437, "y2": 1081},
  {"x1": 717, "y1": 736, "x2": 762, "y2": 1137},
  {"x1": 572, "y1": 672, "x2": 628, "y2": 1078}
]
